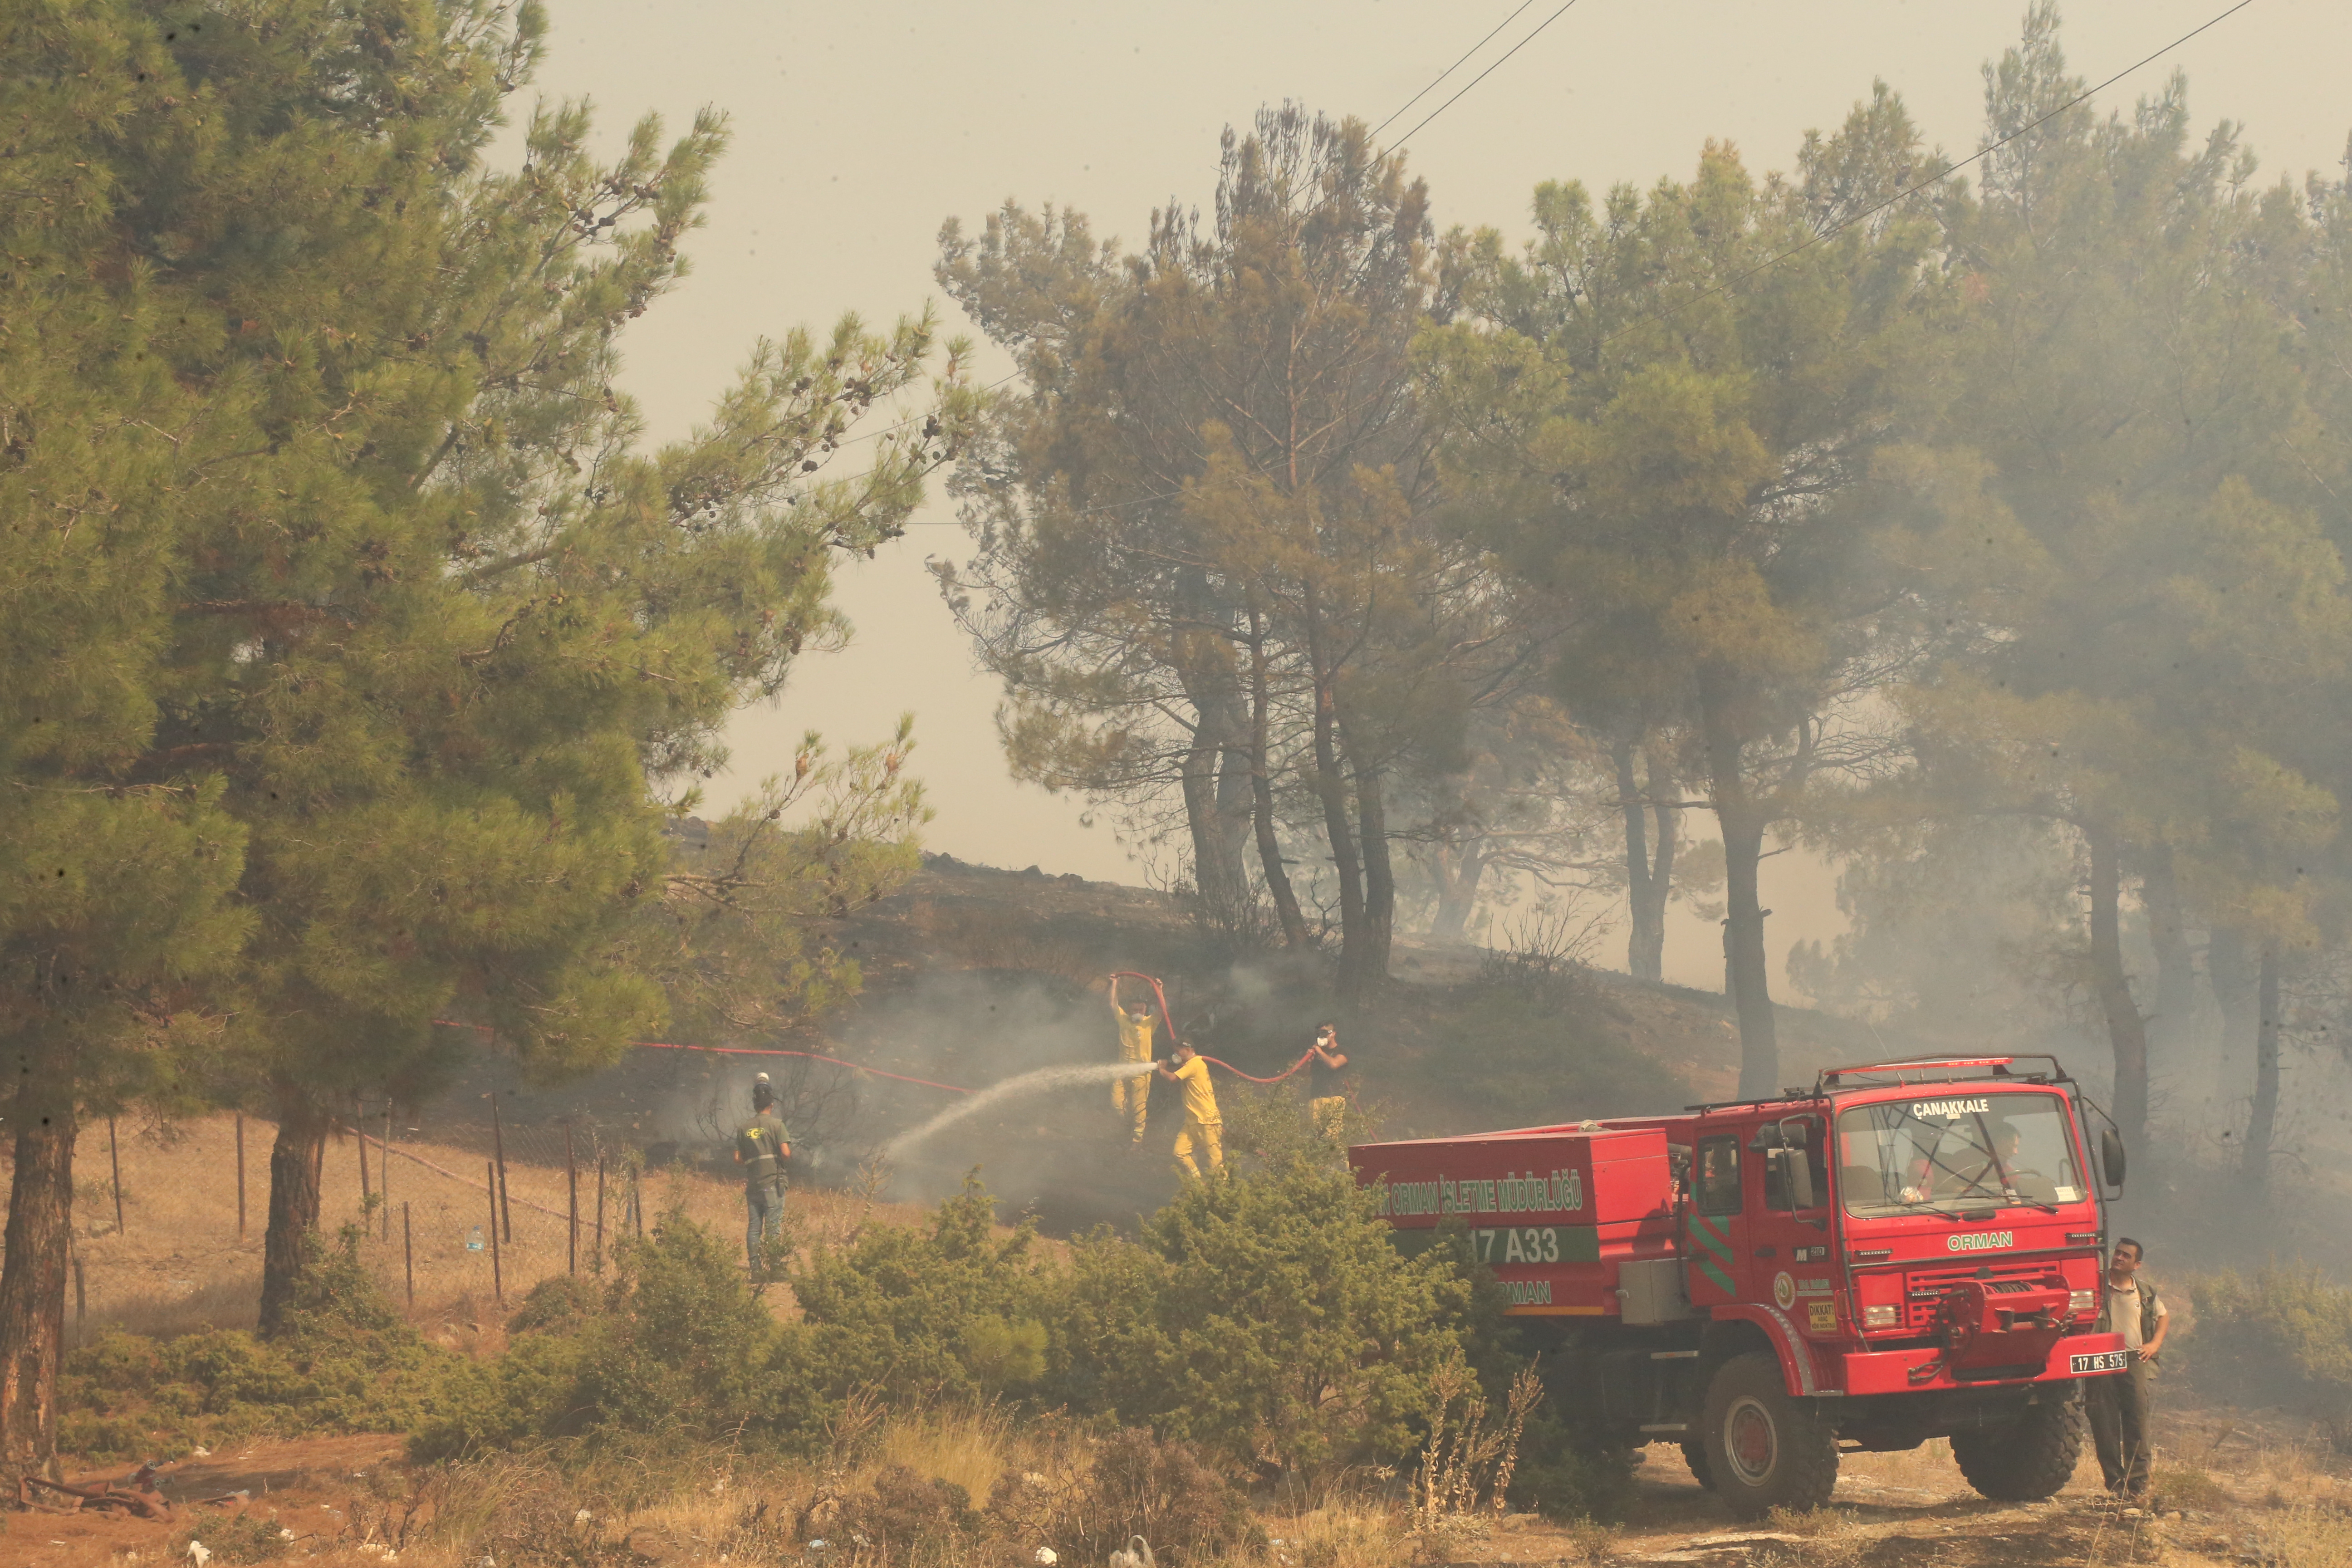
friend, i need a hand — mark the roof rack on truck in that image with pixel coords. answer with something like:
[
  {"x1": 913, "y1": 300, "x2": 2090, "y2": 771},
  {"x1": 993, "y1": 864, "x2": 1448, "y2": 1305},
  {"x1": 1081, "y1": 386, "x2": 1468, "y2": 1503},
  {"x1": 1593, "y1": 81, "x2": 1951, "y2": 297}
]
[{"x1": 1811, "y1": 1054, "x2": 2068, "y2": 1094}]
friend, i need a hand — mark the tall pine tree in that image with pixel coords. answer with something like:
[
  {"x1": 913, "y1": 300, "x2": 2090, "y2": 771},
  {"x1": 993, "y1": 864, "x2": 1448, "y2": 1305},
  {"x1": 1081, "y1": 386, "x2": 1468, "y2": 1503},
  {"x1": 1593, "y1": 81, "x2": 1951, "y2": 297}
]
[{"x1": 0, "y1": 0, "x2": 972, "y2": 1465}]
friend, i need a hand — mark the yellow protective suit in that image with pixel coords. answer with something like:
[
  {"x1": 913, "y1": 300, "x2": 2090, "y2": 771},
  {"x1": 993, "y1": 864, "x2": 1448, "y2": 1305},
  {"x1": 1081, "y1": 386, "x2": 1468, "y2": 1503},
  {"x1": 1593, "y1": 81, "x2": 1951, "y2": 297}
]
[
  {"x1": 1112, "y1": 1001, "x2": 1156, "y2": 1142},
  {"x1": 1166, "y1": 1054, "x2": 1223, "y2": 1178}
]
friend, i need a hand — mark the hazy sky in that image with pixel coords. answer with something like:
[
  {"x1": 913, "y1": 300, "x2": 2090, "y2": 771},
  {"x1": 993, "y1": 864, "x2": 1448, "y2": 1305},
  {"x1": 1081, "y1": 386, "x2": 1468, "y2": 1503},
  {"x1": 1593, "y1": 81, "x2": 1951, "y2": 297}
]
[{"x1": 519, "y1": 0, "x2": 2352, "y2": 990}]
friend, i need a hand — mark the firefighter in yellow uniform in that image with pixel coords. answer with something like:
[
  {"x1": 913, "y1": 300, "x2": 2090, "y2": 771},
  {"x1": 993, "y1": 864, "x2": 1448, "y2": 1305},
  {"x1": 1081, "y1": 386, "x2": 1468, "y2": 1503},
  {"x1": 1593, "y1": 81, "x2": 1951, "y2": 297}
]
[
  {"x1": 1158, "y1": 1038, "x2": 1223, "y2": 1178},
  {"x1": 1107, "y1": 974, "x2": 1157, "y2": 1144}
]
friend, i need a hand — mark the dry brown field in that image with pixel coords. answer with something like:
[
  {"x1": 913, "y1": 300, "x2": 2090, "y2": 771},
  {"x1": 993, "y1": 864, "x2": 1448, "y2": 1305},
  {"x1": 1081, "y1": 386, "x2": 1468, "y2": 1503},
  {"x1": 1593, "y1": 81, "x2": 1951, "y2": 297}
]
[{"x1": 66, "y1": 1112, "x2": 929, "y2": 1348}]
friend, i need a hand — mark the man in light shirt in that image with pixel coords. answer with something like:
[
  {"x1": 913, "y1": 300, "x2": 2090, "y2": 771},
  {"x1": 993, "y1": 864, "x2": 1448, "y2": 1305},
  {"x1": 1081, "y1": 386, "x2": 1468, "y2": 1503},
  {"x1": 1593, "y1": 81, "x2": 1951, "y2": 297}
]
[{"x1": 2087, "y1": 1236, "x2": 2170, "y2": 1501}]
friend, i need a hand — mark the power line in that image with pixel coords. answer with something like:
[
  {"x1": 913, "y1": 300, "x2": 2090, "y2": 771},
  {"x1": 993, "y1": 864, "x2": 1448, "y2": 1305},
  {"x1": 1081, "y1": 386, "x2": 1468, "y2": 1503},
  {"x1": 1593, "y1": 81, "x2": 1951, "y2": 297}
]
[
  {"x1": 1367, "y1": 0, "x2": 1542, "y2": 143},
  {"x1": 1600, "y1": 0, "x2": 2256, "y2": 347},
  {"x1": 1383, "y1": 0, "x2": 1586, "y2": 157}
]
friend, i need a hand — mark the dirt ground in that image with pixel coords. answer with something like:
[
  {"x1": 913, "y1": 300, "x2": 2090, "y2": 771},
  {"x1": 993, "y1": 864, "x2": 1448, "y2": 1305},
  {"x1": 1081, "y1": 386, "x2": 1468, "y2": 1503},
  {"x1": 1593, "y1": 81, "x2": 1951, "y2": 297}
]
[{"x1": 0, "y1": 1400, "x2": 2320, "y2": 1568}]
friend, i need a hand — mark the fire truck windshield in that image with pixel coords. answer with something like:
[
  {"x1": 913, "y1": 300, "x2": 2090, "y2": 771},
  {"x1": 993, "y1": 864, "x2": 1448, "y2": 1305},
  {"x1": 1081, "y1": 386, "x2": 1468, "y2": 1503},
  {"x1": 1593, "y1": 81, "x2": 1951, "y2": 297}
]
[{"x1": 1835, "y1": 1092, "x2": 2084, "y2": 1217}]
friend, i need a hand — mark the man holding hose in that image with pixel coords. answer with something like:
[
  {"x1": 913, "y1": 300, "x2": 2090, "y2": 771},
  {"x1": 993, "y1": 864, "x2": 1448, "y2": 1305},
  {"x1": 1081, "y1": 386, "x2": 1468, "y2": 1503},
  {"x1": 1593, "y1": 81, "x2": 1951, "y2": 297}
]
[
  {"x1": 1107, "y1": 974, "x2": 1157, "y2": 1145},
  {"x1": 1159, "y1": 1037, "x2": 1223, "y2": 1178}
]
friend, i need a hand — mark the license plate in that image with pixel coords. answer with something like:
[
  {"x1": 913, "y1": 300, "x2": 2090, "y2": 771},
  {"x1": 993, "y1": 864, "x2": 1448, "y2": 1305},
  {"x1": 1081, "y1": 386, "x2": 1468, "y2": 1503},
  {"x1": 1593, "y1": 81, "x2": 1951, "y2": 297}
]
[{"x1": 2070, "y1": 1351, "x2": 2129, "y2": 1374}]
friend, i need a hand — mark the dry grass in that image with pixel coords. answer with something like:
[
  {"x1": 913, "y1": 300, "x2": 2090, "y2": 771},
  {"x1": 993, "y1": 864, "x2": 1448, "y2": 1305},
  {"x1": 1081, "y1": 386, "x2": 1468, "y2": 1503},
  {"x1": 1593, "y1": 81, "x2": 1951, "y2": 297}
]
[
  {"x1": 871, "y1": 1402, "x2": 1021, "y2": 1506},
  {"x1": 2260, "y1": 1504, "x2": 2352, "y2": 1568},
  {"x1": 2149, "y1": 1461, "x2": 2235, "y2": 1512},
  {"x1": 1263, "y1": 1498, "x2": 1411, "y2": 1568},
  {"x1": 65, "y1": 1112, "x2": 931, "y2": 1348}
]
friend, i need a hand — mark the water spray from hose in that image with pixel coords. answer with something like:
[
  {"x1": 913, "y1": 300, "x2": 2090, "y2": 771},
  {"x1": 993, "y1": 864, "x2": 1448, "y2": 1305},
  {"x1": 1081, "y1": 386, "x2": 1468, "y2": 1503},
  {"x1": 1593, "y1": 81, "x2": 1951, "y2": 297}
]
[{"x1": 882, "y1": 1061, "x2": 1155, "y2": 1160}]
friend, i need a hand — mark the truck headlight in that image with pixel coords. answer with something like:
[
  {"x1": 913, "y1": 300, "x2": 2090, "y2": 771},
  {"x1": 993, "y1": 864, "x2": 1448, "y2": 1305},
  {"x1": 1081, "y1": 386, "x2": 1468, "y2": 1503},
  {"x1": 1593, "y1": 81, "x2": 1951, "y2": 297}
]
[
  {"x1": 1864, "y1": 1304, "x2": 1900, "y2": 1328},
  {"x1": 2069, "y1": 1289, "x2": 2096, "y2": 1318}
]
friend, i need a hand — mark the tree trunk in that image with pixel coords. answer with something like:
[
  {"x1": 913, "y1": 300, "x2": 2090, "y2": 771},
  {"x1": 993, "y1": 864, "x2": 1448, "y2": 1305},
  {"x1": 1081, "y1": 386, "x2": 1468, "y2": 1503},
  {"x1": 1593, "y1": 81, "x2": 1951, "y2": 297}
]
[
  {"x1": 1431, "y1": 831, "x2": 1484, "y2": 941},
  {"x1": 1211, "y1": 701, "x2": 1255, "y2": 913},
  {"x1": 1179, "y1": 712, "x2": 1228, "y2": 905},
  {"x1": 2138, "y1": 845, "x2": 2196, "y2": 1064},
  {"x1": 1182, "y1": 690, "x2": 1253, "y2": 921},
  {"x1": 2083, "y1": 823, "x2": 2150, "y2": 1150},
  {"x1": 1305, "y1": 604, "x2": 1366, "y2": 991},
  {"x1": 1615, "y1": 741, "x2": 1655, "y2": 980},
  {"x1": 0, "y1": 1071, "x2": 75, "y2": 1481},
  {"x1": 1700, "y1": 688, "x2": 1776, "y2": 1097},
  {"x1": 1245, "y1": 613, "x2": 1309, "y2": 948},
  {"x1": 1347, "y1": 760, "x2": 1395, "y2": 1004},
  {"x1": 1616, "y1": 741, "x2": 1674, "y2": 983},
  {"x1": 2244, "y1": 941, "x2": 2280, "y2": 1191},
  {"x1": 2207, "y1": 925, "x2": 2259, "y2": 1112},
  {"x1": 1648, "y1": 778, "x2": 1679, "y2": 977},
  {"x1": 258, "y1": 1088, "x2": 330, "y2": 1338}
]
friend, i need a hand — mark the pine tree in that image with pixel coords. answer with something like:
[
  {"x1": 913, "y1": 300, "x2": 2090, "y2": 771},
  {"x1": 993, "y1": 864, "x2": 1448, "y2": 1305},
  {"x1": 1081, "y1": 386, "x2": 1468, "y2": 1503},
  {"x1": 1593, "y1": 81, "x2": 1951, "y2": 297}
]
[
  {"x1": 0, "y1": 0, "x2": 972, "y2": 1459},
  {"x1": 1424, "y1": 87, "x2": 1943, "y2": 1093},
  {"x1": 1898, "y1": 7, "x2": 2343, "y2": 1149},
  {"x1": 941, "y1": 108, "x2": 1522, "y2": 999}
]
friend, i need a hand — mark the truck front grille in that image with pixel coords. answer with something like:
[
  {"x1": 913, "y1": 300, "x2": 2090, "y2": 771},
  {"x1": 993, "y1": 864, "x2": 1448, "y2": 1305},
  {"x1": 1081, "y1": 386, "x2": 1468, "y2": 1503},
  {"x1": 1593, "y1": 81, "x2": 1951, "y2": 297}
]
[{"x1": 1900, "y1": 1261, "x2": 2061, "y2": 1330}]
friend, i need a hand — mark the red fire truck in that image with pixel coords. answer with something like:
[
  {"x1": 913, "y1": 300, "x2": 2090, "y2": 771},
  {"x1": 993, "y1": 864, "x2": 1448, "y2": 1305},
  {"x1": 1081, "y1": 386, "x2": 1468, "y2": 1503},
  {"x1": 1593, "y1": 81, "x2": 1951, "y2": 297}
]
[{"x1": 1350, "y1": 1056, "x2": 2131, "y2": 1517}]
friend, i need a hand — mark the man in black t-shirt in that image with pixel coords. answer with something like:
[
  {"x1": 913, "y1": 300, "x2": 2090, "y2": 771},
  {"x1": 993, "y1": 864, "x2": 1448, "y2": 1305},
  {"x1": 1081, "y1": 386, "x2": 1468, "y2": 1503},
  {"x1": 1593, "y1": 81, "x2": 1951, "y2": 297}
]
[
  {"x1": 1307, "y1": 1022, "x2": 1350, "y2": 1140},
  {"x1": 733, "y1": 1073, "x2": 792, "y2": 1275}
]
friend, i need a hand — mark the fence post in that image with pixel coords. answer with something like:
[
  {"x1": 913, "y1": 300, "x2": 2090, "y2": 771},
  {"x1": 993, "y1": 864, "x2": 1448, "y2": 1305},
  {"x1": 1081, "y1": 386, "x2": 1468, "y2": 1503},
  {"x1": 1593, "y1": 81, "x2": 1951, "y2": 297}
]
[
  {"x1": 489, "y1": 1092, "x2": 512, "y2": 1243},
  {"x1": 595, "y1": 1153, "x2": 606, "y2": 1272},
  {"x1": 402, "y1": 1201, "x2": 414, "y2": 1313},
  {"x1": 356, "y1": 1095, "x2": 372, "y2": 1216},
  {"x1": 486, "y1": 1161, "x2": 502, "y2": 1305},
  {"x1": 565, "y1": 1122, "x2": 578, "y2": 1277},
  {"x1": 383, "y1": 1104, "x2": 395, "y2": 1241},
  {"x1": 107, "y1": 1116, "x2": 124, "y2": 1234},
  {"x1": 71, "y1": 1247, "x2": 85, "y2": 1344},
  {"x1": 235, "y1": 1113, "x2": 246, "y2": 1240}
]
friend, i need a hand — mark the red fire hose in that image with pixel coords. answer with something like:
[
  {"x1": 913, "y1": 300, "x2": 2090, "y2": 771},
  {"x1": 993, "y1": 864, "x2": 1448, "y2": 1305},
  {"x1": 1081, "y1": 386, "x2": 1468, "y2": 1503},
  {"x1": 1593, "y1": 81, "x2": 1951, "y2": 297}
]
[
  {"x1": 1108, "y1": 971, "x2": 1320, "y2": 1084},
  {"x1": 436, "y1": 975, "x2": 1317, "y2": 1097}
]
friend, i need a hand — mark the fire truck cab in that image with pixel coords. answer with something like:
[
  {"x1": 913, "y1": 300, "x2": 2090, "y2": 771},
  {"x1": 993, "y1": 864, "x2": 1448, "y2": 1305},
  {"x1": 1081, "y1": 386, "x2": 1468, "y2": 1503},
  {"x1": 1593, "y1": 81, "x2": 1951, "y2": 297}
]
[{"x1": 1351, "y1": 1055, "x2": 2131, "y2": 1517}]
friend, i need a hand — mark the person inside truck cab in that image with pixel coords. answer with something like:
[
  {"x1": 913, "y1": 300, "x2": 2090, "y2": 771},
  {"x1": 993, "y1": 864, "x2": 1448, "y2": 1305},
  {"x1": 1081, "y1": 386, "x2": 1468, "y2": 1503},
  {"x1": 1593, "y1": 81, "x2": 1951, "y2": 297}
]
[
  {"x1": 1694, "y1": 1138, "x2": 1741, "y2": 1212},
  {"x1": 1891, "y1": 1118, "x2": 2039, "y2": 1205},
  {"x1": 1920, "y1": 1119, "x2": 2024, "y2": 1200}
]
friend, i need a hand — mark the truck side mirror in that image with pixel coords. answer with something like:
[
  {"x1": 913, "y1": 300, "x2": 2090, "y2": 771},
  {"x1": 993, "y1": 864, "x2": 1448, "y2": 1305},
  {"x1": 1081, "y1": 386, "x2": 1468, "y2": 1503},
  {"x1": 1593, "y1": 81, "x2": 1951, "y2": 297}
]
[
  {"x1": 1771, "y1": 1146, "x2": 1817, "y2": 1211},
  {"x1": 2100, "y1": 1129, "x2": 2127, "y2": 1190}
]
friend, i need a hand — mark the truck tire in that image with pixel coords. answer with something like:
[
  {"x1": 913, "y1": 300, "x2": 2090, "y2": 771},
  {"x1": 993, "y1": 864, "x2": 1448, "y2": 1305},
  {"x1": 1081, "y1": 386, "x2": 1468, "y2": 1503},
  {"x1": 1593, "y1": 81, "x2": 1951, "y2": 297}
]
[
  {"x1": 1681, "y1": 1438, "x2": 1715, "y2": 1491},
  {"x1": 1950, "y1": 1393, "x2": 2085, "y2": 1502},
  {"x1": 1701, "y1": 1352, "x2": 1838, "y2": 1518}
]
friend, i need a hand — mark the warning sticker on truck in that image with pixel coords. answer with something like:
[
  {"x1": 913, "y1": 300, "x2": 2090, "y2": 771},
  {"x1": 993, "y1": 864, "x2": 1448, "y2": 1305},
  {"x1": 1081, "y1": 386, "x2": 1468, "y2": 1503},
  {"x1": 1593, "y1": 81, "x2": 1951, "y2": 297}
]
[{"x1": 1808, "y1": 1299, "x2": 1838, "y2": 1333}]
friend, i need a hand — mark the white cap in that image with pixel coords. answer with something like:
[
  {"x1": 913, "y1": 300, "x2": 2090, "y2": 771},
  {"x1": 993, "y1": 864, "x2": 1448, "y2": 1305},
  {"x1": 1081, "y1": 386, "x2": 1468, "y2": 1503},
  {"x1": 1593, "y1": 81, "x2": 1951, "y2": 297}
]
[{"x1": 754, "y1": 1071, "x2": 771, "y2": 1085}]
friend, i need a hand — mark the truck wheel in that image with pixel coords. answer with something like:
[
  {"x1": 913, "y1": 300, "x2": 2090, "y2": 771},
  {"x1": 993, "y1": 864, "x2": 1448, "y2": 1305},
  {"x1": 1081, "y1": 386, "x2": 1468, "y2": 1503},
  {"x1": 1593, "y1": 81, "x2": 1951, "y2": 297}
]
[
  {"x1": 1950, "y1": 1393, "x2": 2086, "y2": 1502},
  {"x1": 1681, "y1": 1438, "x2": 1715, "y2": 1491},
  {"x1": 1701, "y1": 1352, "x2": 1838, "y2": 1518}
]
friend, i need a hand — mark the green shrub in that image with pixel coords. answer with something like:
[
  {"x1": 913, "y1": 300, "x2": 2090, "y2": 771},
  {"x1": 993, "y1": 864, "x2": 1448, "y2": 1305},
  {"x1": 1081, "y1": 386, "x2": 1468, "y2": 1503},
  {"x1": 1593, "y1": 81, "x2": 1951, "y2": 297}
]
[
  {"x1": 1505, "y1": 1423, "x2": 1640, "y2": 1523},
  {"x1": 412, "y1": 1205, "x2": 784, "y2": 1460},
  {"x1": 1061, "y1": 1150, "x2": 1470, "y2": 1478},
  {"x1": 574, "y1": 1209, "x2": 779, "y2": 1437},
  {"x1": 61, "y1": 1228, "x2": 453, "y2": 1461},
  {"x1": 507, "y1": 1274, "x2": 601, "y2": 1336},
  {"x1": 2191, "y1": 1267, "x2": 2352, "y2": 1425},
  {"x1": 791, "y1": 1173, "x2": 1057, "y2": 1404}
]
